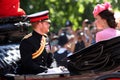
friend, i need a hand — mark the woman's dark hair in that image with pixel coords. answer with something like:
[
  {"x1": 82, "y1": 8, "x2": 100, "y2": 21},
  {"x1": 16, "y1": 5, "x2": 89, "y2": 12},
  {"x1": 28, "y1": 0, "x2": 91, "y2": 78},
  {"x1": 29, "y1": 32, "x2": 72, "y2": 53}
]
[{"x1": 99, "y1": 10, "x2": 117, "y2": 28}]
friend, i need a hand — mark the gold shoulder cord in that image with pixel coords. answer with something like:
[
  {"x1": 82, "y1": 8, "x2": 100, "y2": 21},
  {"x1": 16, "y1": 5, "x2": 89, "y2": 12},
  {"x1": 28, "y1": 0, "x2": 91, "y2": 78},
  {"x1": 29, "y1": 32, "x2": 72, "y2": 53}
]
[{"x1": 32, "y1": 36, "x2": 46, "y2": 59}]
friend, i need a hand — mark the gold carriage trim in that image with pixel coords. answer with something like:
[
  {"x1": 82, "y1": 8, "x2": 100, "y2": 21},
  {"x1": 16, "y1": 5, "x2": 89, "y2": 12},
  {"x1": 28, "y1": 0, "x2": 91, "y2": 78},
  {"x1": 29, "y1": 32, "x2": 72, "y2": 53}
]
[{"x1": 32, "y1": 36, "x2": 46, "y2": 59}]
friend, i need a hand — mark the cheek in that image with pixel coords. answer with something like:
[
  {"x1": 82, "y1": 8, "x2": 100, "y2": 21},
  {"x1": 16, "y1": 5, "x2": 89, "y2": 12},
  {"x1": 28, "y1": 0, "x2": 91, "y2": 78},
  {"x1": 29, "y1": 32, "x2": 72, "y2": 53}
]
[
  {"x1": 95, "y1": 20, "x2": 99, "y2": 26},
  {"x1": 45, "y1": 25, "x2": 49, "y2": 30},
  {"x1": 44, "y1": 25, "x2": 49, "y2": 32},
  {"x1": 95, "y1": 20, "x2": 103, "y2": 30}
]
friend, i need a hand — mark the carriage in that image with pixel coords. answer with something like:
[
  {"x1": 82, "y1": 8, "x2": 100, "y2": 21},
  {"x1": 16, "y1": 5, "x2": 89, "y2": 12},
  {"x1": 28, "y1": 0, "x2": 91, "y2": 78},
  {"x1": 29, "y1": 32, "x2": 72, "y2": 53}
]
[
  {"x1": 1, "y1": 16, "x2": 120, "y2": 80},
  {"x1": 1, "y1": 1, "x2": 120, "y2": 79}
]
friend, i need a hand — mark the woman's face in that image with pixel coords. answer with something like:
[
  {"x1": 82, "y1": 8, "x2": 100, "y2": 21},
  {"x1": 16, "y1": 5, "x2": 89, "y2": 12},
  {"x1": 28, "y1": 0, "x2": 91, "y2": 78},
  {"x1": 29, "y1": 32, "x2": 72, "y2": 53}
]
[{"x1": 94, "y1": 15, "x2": 106, "y2": 30}]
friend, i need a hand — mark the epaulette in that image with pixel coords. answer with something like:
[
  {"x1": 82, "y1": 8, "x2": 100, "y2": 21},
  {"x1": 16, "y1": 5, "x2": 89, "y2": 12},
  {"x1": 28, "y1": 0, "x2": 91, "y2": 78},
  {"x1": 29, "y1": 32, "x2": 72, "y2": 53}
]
[{"x1": 23, "y1": 33, "x2": 32, "y2": 40}]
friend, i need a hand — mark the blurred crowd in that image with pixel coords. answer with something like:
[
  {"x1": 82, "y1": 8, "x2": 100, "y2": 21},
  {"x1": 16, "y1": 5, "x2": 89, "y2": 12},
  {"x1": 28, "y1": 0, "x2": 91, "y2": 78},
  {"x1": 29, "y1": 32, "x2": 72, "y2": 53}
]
[
  {"x1": 45, "y1": 11, "x2": 120, "y2": 68},
  {"x1": 45, "y1": 19, "x2": 97, "y2": 68}
]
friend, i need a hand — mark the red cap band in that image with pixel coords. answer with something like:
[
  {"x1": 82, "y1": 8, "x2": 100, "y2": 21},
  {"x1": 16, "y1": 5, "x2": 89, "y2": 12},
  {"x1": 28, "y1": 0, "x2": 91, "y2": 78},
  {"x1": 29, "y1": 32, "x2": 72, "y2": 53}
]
[{"x1": 30, "y1": 15, "x2": 49, "y2": 22}]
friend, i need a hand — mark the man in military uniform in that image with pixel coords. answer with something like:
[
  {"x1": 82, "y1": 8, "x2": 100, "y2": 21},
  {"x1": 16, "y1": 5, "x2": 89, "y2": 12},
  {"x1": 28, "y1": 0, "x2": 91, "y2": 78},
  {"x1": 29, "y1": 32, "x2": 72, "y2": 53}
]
[{"x1": 17, "y1": 10, "x2": 53, "y2": 74}]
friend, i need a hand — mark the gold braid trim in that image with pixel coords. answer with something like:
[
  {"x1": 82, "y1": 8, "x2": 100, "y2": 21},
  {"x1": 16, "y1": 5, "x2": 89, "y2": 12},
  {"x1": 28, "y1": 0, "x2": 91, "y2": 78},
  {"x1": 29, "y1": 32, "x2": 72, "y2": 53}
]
[{"x1": 32, "y1": 36, "x2": 46, "y2": 59}]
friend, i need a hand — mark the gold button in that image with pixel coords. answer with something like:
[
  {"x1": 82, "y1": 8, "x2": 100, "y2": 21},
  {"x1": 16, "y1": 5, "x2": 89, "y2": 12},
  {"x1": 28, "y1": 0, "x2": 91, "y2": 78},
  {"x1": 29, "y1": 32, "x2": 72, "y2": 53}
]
[{"x1": 13, "y1": 5, "x2": 16, "y2": 8}]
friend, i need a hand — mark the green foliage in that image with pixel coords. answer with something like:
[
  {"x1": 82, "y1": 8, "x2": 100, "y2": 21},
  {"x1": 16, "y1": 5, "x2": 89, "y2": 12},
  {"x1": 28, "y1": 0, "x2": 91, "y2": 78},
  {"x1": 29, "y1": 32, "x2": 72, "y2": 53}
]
[{"x1": 20, "y1": 0, "x2": 120, "y2": 33}]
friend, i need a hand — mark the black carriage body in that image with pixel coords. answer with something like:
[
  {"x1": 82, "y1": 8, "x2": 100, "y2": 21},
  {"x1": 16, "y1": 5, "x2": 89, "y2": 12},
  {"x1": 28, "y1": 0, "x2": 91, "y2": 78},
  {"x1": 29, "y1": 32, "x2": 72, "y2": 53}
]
[
  {"x1": 67, "y1": 36, "x2": 120, "y2": 75},
  {"x1": 0, "y1": 16, "x2": 29, "y2": 75}
]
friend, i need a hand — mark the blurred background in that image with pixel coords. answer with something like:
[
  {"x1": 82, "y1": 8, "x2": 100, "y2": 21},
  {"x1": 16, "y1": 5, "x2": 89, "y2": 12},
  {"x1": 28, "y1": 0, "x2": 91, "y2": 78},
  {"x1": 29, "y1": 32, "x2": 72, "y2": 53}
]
[{"x1": 20, "y1": 0, "x2": 120, "y2": 32}]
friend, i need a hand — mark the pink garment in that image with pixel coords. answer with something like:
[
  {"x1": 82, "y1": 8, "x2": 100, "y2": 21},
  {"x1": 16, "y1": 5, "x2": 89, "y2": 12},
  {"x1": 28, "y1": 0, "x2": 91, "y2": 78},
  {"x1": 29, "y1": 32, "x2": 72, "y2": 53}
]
[{"x1": 96, "y1": 28, "x2": 120, "y2": 42}]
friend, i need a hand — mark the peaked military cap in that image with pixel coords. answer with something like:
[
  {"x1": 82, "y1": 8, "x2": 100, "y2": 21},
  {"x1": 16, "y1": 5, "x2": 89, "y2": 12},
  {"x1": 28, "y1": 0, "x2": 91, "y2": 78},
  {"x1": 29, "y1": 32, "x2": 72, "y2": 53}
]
[
  {"x1": 27, "y1": 10, "x2": 51, "y2": 23},
  {"x1": 65, "y1": 20, "x2": 73, "y2": 27}
]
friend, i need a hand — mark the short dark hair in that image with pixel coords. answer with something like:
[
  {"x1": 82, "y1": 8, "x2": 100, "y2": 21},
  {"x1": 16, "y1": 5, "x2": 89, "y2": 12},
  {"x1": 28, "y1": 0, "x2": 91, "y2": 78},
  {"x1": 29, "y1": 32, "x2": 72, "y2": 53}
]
[
  {"x1": 58, "y1": 34, "x2": 68, "y2": 47},
  {"x1": 99, "y1": 10, "x2": 117, "y2": 28}
]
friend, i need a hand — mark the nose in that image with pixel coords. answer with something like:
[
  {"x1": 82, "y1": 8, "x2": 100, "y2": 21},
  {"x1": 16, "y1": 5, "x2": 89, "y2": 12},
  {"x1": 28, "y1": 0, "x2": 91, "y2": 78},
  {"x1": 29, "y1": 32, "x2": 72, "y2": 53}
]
[
  {"x1": 47, "y1": 23, "x2": 50, "y2": 28},
  {"x1": 47, "y1": 23, "x2": 50, "y2": 27}
]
